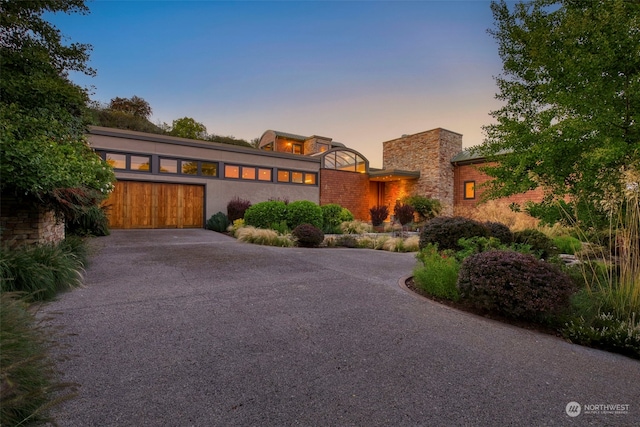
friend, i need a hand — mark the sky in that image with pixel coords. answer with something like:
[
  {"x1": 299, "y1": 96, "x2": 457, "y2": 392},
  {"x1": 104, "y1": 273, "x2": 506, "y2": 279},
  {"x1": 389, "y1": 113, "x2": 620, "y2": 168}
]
[{"x1": 49, "y1": 0, "x2": 505, "y2": 168}]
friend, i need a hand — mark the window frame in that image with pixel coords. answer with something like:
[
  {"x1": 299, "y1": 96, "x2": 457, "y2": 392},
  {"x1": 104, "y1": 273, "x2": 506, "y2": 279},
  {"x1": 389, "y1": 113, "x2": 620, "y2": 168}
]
[{"x1": 463, "y1": 181, "x2": 476, "y2": 200}]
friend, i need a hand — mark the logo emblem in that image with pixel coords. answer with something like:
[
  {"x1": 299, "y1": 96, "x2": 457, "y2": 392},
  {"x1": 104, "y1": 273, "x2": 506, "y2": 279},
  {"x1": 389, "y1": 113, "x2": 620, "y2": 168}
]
[{"x1": 566, "y1": 401, "x2": 581, "y2": 417}]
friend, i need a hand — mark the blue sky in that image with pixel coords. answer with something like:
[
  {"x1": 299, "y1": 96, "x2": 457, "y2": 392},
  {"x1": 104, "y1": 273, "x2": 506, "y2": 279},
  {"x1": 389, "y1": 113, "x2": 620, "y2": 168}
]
[{"x1": 50, "y1": 0, "x2": 504, "y2": 167}]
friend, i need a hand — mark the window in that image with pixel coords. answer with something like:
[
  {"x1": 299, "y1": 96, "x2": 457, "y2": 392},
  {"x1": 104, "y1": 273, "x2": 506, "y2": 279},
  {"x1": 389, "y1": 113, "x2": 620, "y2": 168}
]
[
  {"x1": 225, "y1": 165, "x2": 240, "y2": 179},
  {"x1": 201, "y1": 162, "x2": 217, "y2": 176},
  {"x1": 293, "y1": 143, "x2": 303, "y2": 154},
  {"x1": 277, "y1": 170, "x2": 290, "y2": 182},
  {"x1": 160, "y1": 158, "x2": 178, "y2": 173},
  {"x1": 130, "y1": 155, "x2": 150, "y2": 171},
  {"x1": 262, "y1": 143, "x2": 273, "y2": 151},
  {"x1": 321, "y1": 149, "x2": 367, "y2": 173},
  {"x1": 241, "y1": 167, "x2": 256, "y2": 180},
  {"x1": 258, "y1": 168, "x2": 272, "y2": 181},
  {"x1": 181, "y1": 161, "x2": 198, "y2": 175},
  {"x1": 304, "y1": 173, "x2": 316, "y2": 185},
  {"x1": 317, "y1": 143, "x2": 329, "y2": 153},
  {"x1": 464, "y1": 181, "x2": 475, "y2": 199},
  {"x1": 291, "y1": 171, "x2": 303, "y2": 183},
  {"x1": 106, "y1": 153, "x2": 126, "y2": 169}
]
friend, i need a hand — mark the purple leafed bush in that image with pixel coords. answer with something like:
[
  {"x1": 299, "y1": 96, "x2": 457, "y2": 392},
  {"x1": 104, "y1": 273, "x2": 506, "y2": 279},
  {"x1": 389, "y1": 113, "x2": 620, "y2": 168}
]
[
  {"x1": 227, "y1": 197, "x2": 252, "y2": 222},
  {"x1": 484, "y1": 221, "x2": 513, "y2": 244},
  {"x1": 457, "y1": 250, "x2": 576, "y2": 321},
  {"x1": 394, "y1": 201, "x2": 415, "y2": 226},
  {"x1": 292, "y1": 224, "x2": 325, "y2": 248},
  {"x1": 370, "y1": 205, "x2": 389, "y2": 226}
]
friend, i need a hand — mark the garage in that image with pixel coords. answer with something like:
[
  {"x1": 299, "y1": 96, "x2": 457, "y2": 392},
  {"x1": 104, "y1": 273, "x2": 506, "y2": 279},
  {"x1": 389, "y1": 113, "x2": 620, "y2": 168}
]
[{"x1": 105, "y1": 181, "x2": 204, "y2": 229}]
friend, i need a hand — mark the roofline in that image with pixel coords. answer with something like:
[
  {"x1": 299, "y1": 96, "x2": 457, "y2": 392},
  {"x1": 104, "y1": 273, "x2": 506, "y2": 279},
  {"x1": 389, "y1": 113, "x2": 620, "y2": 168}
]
[{"x1": 88, "y1": 126, "x2": 321, "y2": 164}]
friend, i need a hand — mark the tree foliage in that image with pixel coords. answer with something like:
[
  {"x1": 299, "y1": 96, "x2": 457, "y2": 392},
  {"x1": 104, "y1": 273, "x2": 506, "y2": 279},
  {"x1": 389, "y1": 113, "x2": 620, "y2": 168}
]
[
  {"x1": 481, "y1": 0, "x2": 640, "y2": 209},
  {"x1": 0, "y1": 0, "x2": 114, "y2": 214},
  {"x1": 168, "y1": 117, "x2": 208, "y2": 139},
  {"x1": 108, "y1": 95, "x2": 152, "y2": 119}
]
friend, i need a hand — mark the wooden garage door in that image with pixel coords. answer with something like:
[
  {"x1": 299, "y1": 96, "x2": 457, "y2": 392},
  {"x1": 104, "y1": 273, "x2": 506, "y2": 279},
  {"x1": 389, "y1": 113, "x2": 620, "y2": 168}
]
[{"x1": 105, "y1": 181, "x2": 204, "y2": 229}]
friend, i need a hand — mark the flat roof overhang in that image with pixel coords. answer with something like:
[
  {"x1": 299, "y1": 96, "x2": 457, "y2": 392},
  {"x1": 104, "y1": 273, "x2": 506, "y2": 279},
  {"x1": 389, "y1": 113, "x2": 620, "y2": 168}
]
[{"x1": 368, "y1": 169, "x2": 420, "y2": 181}]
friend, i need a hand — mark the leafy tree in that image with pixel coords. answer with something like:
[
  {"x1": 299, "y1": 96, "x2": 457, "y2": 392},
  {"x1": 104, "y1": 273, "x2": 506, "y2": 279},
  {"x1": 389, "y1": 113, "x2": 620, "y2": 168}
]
[
  {"x1": 0, "y1": 0, "x2": 114, "y2": 216},
  {"x1": 168, "y1": 117, "x2": 207, "y2": 139},
  {"x1": 480, "y1": 0, "x2": 640, "y2": 211},
  {"x1": 108, "y1": 95, "x2": 152, "y2": 119}
]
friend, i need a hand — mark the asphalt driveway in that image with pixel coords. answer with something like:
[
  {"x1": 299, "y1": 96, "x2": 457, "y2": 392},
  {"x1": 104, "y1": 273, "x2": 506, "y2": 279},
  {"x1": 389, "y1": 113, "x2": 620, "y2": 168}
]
[{"x1": 43, "y1": 229, "x2": 640, "y2": 426}]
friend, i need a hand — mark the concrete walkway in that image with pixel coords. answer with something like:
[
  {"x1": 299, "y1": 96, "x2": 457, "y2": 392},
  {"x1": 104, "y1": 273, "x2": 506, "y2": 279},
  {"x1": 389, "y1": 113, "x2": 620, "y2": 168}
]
[{"x1": 43, "y1": 229, "x2": 639, "y2": 426}]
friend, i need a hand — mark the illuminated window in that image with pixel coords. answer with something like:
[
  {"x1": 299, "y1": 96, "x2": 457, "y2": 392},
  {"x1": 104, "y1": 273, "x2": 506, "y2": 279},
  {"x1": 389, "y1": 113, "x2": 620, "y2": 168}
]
[
  {"x1": 277, "y1": 170, "x2": 290, "y2": 182},
  {"x1": 263, "y1": 143, "x2": 273, "y2": 151},
  {"x1": 258, "y1": 168, "x2": 272, "y2": 181},
  {"x1": 241, "y1": 167, "x2": 256, "y2": 180},
  {"x1": 160, "y1": 158, "x2": 178, "y2": 173},
  {"x1": 464, "y1": 181, "x2": 475, "y2": 199},
  {"x1": 106, "y1": 153, "x2": 126, "y2": 169},
  {"x1": 304, "y1": 173, "x2": 316, "y2": 185},
  {"x1": 181, "y1": 161, "x2": 198, "y2": 175},
  {"x1": 317, "y1": 143, "x2": 329, "y2": 153},
  {"x1": 130, "y1": 155, "x2": 150, "y2": 171},
  {"x1": 291, "y1": 171, "x2": 303, "y2": 183},
  {"x1": 293, "y1": 143, "x2": 303, "y2": 154},
  {"x1": 201, "y1": 162, "x2": 217, "y2": 176},
  {"x1": 225, "y1": 165, "x2": 240, "y2": 179}
]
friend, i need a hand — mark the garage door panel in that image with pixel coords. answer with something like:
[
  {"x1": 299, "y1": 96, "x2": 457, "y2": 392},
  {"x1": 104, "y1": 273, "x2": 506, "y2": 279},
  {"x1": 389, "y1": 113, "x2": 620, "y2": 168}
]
[{"x1": 105, "y1": 181, "x2": 203, "y2": 229}]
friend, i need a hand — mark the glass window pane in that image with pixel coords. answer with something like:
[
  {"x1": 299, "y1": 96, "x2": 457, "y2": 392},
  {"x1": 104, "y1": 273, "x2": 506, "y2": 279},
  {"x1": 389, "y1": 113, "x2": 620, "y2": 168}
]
[
  {"x1": 293, "y1": 144, "x2": 303, "y2": 154},
  {"x1": 201, "y1": 162, "x2": 217, "y2": 176},
  {"x1": 258, "y1": 168, "x2": 272, "y2": 181},
  {"x1": 130, "y1": 155, "x2": 150, "y2": 171},
  {"x1": 225, "y1": 165, "x2": 240, "y2": 179},
  {"x1": 464, "y1": 181, "x2": 475, "y2": 199},
  {"x1": 356, "y1": 156, "x2": 366, "y2": 173},
  {"x1": 324, "y1": 153, "x2": 336, "y2": 169},
  {"x1": 277, "y1": 170, "x2": 290, "y2": 182},
  {"x1": 291, "y1": 171, "x2": 303, "y2": 183},
  {"x1": 181, "y1": 161, "x2": 198, "y2": 175},
  {"x1": 106, "y1": 153, "x2": 126, "y2": 169},
  {"x1": 242, "y1": 167, "x2": 256, "y2": 180},
  {"x1": 160, "y1": 158, "x2": 178, "y2": 173},
  {"x1": 304, "y1": 173, "x2": 316, "y2": 185}
]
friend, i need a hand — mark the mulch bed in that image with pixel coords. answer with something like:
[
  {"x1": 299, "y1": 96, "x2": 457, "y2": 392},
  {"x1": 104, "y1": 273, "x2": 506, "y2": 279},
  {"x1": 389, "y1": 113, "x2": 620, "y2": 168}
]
[{"x1": 404, "y1": 277, "x2": 565, "y2": 338}]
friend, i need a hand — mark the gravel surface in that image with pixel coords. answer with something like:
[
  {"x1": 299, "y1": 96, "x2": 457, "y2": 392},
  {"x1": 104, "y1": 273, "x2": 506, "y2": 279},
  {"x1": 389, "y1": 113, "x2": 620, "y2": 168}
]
[{"x1": 42, "y1": 229, "x2": 640, "y2": 426}]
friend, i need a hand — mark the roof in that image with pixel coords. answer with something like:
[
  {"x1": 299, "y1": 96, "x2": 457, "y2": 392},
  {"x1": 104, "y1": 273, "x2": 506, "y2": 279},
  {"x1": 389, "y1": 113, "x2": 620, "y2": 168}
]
[
  {"x1": 271, "y1": 130, "x2": 309, "y2": 141},
  {"x1": 450, "y1": 147, "x2": 512, "y2": 164},
  {"x1": 368, "y1": 169, "x2": 420, "y2": 181}
]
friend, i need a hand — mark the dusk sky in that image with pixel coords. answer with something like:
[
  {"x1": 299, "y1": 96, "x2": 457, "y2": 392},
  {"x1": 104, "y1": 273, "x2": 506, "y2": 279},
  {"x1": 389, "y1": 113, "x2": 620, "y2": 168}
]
[{"x1": 50, "y1": 0, "x2": 505, "y2": 168}]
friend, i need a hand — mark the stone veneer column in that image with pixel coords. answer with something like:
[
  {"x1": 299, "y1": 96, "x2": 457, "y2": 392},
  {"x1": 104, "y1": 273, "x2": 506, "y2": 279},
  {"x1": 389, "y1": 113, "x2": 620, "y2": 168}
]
[
  {"x1": 0, "y1": 197, "x2": 65, "y2": 247},
  {"x1": 382, "y1": 128, "x2": 462, "y2": 215}
]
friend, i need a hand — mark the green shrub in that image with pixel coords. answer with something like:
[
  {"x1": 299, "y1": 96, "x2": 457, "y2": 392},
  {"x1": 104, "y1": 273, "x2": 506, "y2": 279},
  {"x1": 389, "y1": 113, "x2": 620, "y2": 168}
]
[
  {"x1": 227, "y1": 197, "x2": 252, "y2": 222},
  {"x1": 564, "y1": 312, "x2": 640, "y2": 359},
  {"x1": 369, "y1": 205, "x2": 389, "y2": 226},
  {"x1": 292, "y1": 223, "x2": 325, "y2": 248},
  {"x1": 0, "y1": 241, "x2": 85, "y2": 302},
  {"x1": 243, "y1": 201, "x2": 287, "y2": 229},
  {"x1": 454, "y1": 236, "x2": 506, "y2": 262},
  {"x1": 553, "y1": 235, "x2": 582, "y2": 255},
  {"x1": 419, "y1": 216, "x2": 489, "y2": 252},
  {"x1": 403, "y1": 195, "x2": 442, "y2": 221},
  {"x1": 394, "y1": 201, "x2": 415, "y2": 226},
  {"x1": 0, "y1": 294, "x2": 76, "y2": 426},
  {"x1": 414, "y1": 245, "x2": 460, "y2": 300},
  {"x1": 66, "y1": 204, "x2": 110, "y2": 236},
  {"x1": 286, "y1": 200, "x2": 323, "y2": 229},
  {"x1": 484, "y1": 221, "x2": 513, "y2": 244},
  {"x1": 321, "y1": 204, "x2": 354, "y2": 233},
  {"x1": 268, "y1": 220, "x2": 290, "y2": 235},
  {"x1": 513, "y1": 229, "x2": 557, "y2": 259},
  {"x1": 206, "y1": 212, "x2": 230, "y2": 232},
  {"x1": 457, "y1": 250, "x2": 575, "y2": 322}
]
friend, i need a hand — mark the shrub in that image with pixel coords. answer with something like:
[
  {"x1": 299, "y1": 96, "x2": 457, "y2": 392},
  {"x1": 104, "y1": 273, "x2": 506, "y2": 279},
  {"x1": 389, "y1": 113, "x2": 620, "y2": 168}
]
[
  {"x1": 414, "y1": 245, "x2": 460, "y2": 301},
  {"x1": 286, "y1": 200, "x2": 323, "y2": 229},
  {"x1": 321, "y1": 204, "x2": 354, "y2": 233},
  {"x1": 553, "y1": 235, "x2": 582, "y2": 255},
  {"x1": 0, "y1": 240, "x2": 85, "y2": 302},
  {"x1": 340, "y1": 220, "x2": 372, "y2": 234},
  {"x1": 235, "y1": 226, "x2": 294, "y2": 247},
  {"x1": 484, "y1": 221, "x2": 513, "y2": 244},
  {"x1": 457, "y1": 250, "x2": 576, "y2": 322},
  {"x1": 243, "y1": 201, "x2": 287, "y2": 229},
  {"x1": 394, "y1": 201, "x2": 415, "y2": 226},
  {"x1": 454, "y1": 236, "x2": 506, "y2": 262},
  {"x1": 0, "y1": 294, "x2": 76, "y2": 426},
  {"x1": 419, "y1": 216, "x2": 489, "y2": 252},
  {"x1": 66, "y1": 204, "x2": 110, "y2": 236},
  {"x1": 563, "y1": 312, "x2": 640, "y2": 359},
  {"x1": 292, "y1": 224, "x2": 325, "y2": 248},
  {"x1": 403, "y1": 195, "x2": 442, "y2": 221},
  {"x1": 513, "y1": 228, "x2": 557, "y2": 259},
  {"x1": 370, "y1": 205, "x2": 389, "y2": 226},
  {"x1": 230, "y1": 218, "x2": 245, "y2": 234},
  {"x1": 206, "y1": 212, "x2": 230, "y2": 233},
  {"x1": 335, "y1": 235, "x2": 359, "y2": 248},
  {"x1": 227, "y1": 197, "x2": 252, "y2": 222}
]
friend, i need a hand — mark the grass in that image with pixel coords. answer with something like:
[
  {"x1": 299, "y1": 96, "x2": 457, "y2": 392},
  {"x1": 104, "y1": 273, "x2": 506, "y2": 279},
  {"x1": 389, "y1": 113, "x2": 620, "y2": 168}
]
[
  {"x1": 234, "y1": 226, "x2": 294, "y2": 247},
  {"x1": 553, "y1": 235, "x2": 582, "y2": 254},
  {"x1": 413, "y1": 246, "x2": 460, "y2": 301}
]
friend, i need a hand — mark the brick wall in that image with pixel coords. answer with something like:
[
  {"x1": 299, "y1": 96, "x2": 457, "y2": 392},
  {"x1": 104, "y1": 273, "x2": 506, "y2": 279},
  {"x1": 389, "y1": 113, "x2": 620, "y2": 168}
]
[
  {"x1": 383, "y1": 128, "x2": 462, "y2": 215},
  {"x1": 0, "y1": 197, "x2": 65, "y2": 247},
  {"x1": 453, "y1": 162, "x2": 546, "y2": 211},
  {"x1": 320, "y1": 169, "x2": 370, "y2": 220}
]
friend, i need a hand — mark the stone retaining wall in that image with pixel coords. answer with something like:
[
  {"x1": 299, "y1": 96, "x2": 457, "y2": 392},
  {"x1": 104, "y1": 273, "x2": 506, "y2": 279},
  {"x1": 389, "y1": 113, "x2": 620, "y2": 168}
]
[{"x1": 0, "y1": 197, "x2": 65, "y2": 247}]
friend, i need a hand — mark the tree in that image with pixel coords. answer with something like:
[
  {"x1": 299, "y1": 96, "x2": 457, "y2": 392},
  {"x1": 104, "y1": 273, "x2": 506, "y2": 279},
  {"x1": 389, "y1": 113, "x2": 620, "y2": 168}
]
[
  {"x1": 480, "y1": 0, "x2": 640, "y2": 211},
  {"x1": 168, "y1": 117, "x2": 208, "y2": 139},
  {"x1": 0, "y1": 0, "x2": 114, "y2": 216},
  {"x1": 108, "y1": 95, "x2": 152, "y2": 119}
]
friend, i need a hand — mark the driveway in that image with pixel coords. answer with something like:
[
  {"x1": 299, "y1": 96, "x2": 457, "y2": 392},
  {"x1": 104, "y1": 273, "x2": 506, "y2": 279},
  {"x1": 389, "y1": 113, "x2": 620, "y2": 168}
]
[{"x1": 43, "y1": 229, "x2": 639, "y2": 426}]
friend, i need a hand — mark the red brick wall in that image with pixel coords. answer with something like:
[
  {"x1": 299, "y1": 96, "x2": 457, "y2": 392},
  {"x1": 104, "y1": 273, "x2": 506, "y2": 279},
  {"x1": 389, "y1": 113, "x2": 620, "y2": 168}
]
[
  {"x1": 454, "y1": 162, "x2": 546, "y2": 210},
  {"x1": 320, "y1": 169, "x2": 370, "y2": 220}
]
